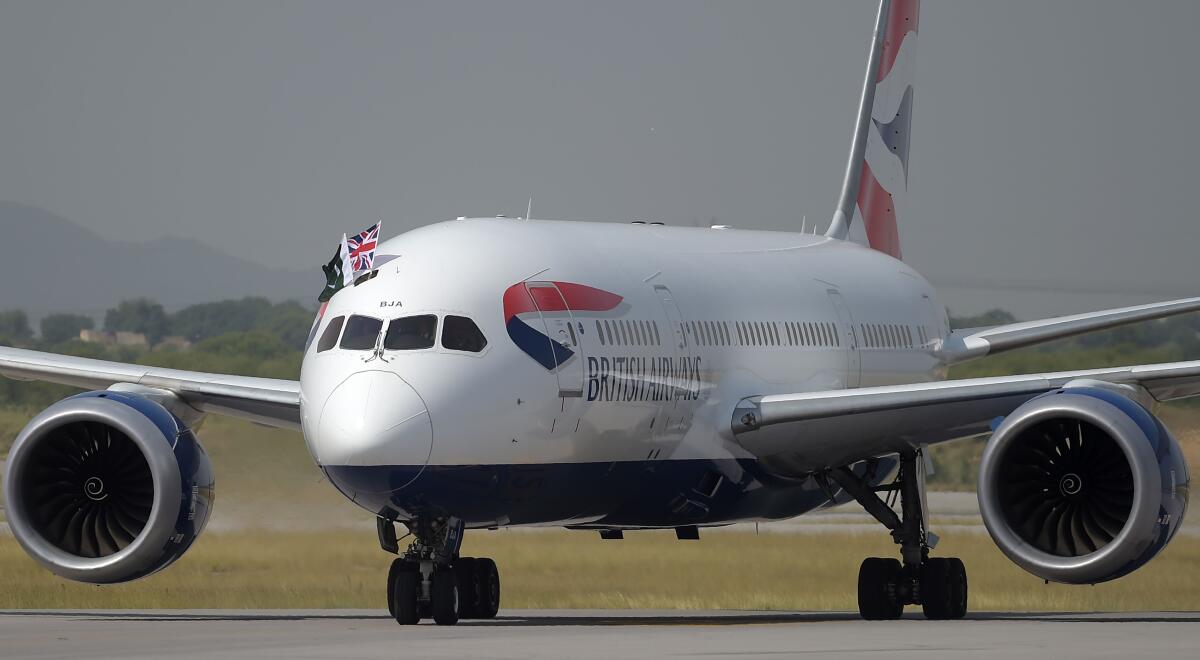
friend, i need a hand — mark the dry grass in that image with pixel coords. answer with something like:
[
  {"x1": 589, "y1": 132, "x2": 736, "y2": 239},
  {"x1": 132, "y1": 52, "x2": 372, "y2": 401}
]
[
  {"x1": 2, "y1": 529, "x2": 1199, "y2": 612},
  {"x1": 2, "y1": 405, "x2": 1199, "y2": 613}
]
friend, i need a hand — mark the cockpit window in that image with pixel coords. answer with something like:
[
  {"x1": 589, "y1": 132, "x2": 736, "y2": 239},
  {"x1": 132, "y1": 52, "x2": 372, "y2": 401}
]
[
  {"x1": 316, "y1": 316, "x2": 345, "y2": 353},
  {"x1": 340, "y1": 315, "x2": 384, "y2": 350},
  {"x1": 384, "y1": 315, "x2": 438, "y2": 350},
  {"x1": 442, "y1": 316, "x2": 487, "y2": 353}
]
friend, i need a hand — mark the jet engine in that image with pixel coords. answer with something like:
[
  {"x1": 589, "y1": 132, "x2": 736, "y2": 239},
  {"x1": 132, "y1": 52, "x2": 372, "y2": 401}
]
[
  {"x1": 2, "y1": 391, "x2": 214, "y2": 584},
  {"x1": 977, "y1": 386, "x2": 1188, "y2": 584}
]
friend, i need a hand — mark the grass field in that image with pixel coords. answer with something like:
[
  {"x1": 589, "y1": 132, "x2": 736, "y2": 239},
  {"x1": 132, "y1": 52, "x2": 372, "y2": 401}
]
[
  {"x1": 2, "y1": 405, "x2": 1199, "y2": 612},
  {"x1": 2, "y1": 529, "x2": 1199, "y2": 611}
]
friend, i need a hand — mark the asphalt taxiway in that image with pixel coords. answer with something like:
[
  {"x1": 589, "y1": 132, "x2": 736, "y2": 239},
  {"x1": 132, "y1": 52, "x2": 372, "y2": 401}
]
[{"x1": 1, "y1": 610, "x2": 1196, "y2": 659}]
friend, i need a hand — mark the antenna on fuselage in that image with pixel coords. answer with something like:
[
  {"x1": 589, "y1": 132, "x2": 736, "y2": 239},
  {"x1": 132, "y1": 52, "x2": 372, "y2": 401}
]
[{"x1": 526, "y1": 196, "x2": 533, "y2": 221}]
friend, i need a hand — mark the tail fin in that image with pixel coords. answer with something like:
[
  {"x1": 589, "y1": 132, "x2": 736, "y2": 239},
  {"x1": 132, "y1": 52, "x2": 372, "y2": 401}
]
[{"x1": 825, "y1": 0, "x2": 919, "y2": 260}]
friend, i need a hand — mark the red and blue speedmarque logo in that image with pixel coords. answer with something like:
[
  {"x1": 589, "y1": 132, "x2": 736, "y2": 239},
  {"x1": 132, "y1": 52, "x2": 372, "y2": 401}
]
[{"x1": 502, "y1": 282, "x2": 623, "y2": 370}]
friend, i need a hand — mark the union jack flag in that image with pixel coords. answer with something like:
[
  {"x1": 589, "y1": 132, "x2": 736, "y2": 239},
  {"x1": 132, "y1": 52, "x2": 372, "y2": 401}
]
[{"x1": 347, "y1": 222, "x2": 381, "y2": 274}]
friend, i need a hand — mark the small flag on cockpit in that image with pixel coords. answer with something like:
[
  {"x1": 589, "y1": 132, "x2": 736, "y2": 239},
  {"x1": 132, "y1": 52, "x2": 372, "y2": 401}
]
[
  {"x1": 347, "y1": 222, "x2": 381, "y2": 275},
  {"x1": 318, "y1": 234, "x2": 353, "y2": 302}
]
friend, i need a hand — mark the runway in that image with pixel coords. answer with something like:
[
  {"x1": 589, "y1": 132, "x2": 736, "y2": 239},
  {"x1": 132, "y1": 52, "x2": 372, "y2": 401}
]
[{"x1": 2, "y1": 610, "x2": 1197, "y2": 659}]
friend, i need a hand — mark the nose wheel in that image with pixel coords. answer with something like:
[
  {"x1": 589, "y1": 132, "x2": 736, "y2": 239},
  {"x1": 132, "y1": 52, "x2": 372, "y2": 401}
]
[
  {"x1": 380, "y1": 516, "x2": 502, "y2": 626},
  {"x1": 830, "y1": 450, "x2": 968, "y2": 620}
]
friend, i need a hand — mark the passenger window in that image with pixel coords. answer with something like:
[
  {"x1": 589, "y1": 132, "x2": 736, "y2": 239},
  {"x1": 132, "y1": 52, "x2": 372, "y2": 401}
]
[
  {"x1": 340, "y1": 315, "x2": 383, "y2": 350},
  {"x1": 317, "y1": 316, "x2": 345, "y2": 353},
  {"x1": 441, "y1": 315, "x2": 487, "y2": 352},
  {"x1": 653, "y1": 321, "x2": 661, "y2": 345},
  {"x1": 596, "y1": 321, "x2": 606, "y2": 346},
  {"x1": 385, "y1": 314, "x2": 438, "y2": 350}
]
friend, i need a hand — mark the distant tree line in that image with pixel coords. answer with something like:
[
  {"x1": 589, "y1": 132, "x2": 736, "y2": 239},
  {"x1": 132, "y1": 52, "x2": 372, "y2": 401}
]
[
  {"x1": 1, "y1": 302, "x2": 1198, "y2": 410},
  {"x1": 0, "y1": 297, "x2": 314, "y2": 349}
]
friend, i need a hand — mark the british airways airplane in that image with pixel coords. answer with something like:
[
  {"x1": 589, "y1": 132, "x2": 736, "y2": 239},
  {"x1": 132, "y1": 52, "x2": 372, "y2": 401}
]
[{"x1": 0, "y1": 0, "x2": 1195, "y2": 625}]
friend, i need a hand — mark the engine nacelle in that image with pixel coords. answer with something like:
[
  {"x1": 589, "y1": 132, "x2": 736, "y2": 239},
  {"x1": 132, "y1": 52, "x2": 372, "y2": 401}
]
[
  {"x1": 2, "y1": 391, "x2": 214, "y2": 583},
  {"x1": 978, "y1": 386, "x2": 1188, "y2": 584}
]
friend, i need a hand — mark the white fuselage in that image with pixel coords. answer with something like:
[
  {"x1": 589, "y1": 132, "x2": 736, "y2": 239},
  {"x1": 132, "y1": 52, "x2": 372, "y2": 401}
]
[{"x1": 298, "y1": 218, "x2": 948, "y2": 528}]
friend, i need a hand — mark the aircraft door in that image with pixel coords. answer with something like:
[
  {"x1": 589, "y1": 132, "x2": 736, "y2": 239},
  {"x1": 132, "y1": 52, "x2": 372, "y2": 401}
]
[
  {"x1": 922, "y1": 294, "x2": 946, "y2": 347},
  {"x1": 653, "y1": 285, "x2": 690, "y2": 357},
  {"x1": 652, "y1": 285, "x2": 695, "y2": 410},
  {"x1": 525, "y1": 282, "x2": 585, "y2": 398},
  {"x1": 827, "y1": 289, "x2": 861, "y2": 388}
]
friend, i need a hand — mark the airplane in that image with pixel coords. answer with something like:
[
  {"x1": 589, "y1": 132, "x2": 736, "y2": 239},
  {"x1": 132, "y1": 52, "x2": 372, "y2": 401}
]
[{"x1": 0, "y1": 0, "x2": 1194, "y2": 625}]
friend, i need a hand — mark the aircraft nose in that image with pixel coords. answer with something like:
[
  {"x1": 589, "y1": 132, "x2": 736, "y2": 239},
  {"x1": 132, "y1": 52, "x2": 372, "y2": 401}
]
[{"x1": 315, "y1": 371, "x2": 432, "y2": 468}]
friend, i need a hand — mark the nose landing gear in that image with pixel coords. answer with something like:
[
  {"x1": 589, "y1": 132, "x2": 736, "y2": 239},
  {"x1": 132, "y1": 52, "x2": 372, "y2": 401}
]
[
  {"x1": 380, "y1": 515, "x2": 501, "y2": 626},
  {"x1": 828, "y1": 450, "x2": 968, "y2": 620}
]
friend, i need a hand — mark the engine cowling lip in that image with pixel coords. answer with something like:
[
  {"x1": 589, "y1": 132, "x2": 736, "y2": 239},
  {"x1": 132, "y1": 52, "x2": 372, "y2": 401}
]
[
  {"x1": 977, "y1": 392, "x2": 1162, "y2": 584},
  {"x1": 3, "y1": 396, "x2": 184, "y2": 584}
]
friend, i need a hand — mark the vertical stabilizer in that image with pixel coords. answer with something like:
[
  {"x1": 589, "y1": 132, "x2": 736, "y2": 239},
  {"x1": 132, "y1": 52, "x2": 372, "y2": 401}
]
[{"x1": 826, "y1": 0, "x2": 919, "y2": 261}]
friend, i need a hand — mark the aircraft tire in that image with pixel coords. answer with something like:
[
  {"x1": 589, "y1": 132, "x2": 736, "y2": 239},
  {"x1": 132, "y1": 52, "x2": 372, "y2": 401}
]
[
  {"x1": 455, "y1": 557, "x2": 479, "y2": 619},
  {"x1": 431, "y1": 569, "x2": 460, "y2": 626},
  {"x1": 920, "y1": 557, "x2": 967, "y2": 620},
  {"x1": 475, "y1": 557, "x2": 501, "y2": 619},
  {"x1": 858, "y1": 557, "x2": 903, "y2": 620},
  {"x1": 391, "y1": 566, "x2": 421, "y2": 625},
  {"x1": 386, "y1": 559, "x2": 400, "y2": 619}
]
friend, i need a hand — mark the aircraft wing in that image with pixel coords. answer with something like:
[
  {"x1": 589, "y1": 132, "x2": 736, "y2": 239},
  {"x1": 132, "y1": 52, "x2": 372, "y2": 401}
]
[
  {"x1": 0, "y1": 345, "x2": 300, "y2": 430},
  {"x1": 730, "y1": 359, "x2": 1200, "y2": 475},
  {"x1": 938, "y1": 296, "x2": 1200, "y2": 365}
]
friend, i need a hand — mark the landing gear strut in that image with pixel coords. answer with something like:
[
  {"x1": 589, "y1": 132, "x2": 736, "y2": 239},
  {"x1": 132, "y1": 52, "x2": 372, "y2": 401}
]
[
  {"x1": 828, "y1": 450, "x2": 967, "y2": 620},
  {"x1": 380, "y1": 515, "x2": 501, "y2": 626}
]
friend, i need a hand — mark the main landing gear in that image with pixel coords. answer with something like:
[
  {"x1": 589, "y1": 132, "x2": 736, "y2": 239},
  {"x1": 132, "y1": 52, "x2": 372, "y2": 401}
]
[
  {"x1": 828, "y1": 449, "x2": 968, "y2": 620},
  {"x1": 379, "y1": 515, "x2": 501, "y2": 626}
]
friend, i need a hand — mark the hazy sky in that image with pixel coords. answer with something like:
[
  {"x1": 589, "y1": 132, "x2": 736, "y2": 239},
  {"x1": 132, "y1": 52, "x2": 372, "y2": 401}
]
[{"x1": 1, "y1": 1, "x2": 1197, "y2": 317}]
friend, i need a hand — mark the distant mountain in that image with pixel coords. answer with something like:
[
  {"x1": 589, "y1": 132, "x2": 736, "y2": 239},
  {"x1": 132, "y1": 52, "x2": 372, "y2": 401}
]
[{"x1": 0, "y1": 202, "x2": 314, "y2": 316}]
